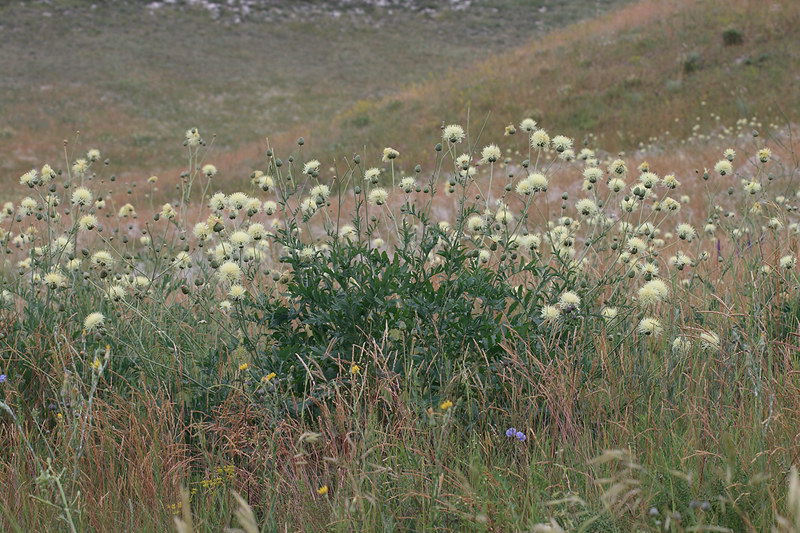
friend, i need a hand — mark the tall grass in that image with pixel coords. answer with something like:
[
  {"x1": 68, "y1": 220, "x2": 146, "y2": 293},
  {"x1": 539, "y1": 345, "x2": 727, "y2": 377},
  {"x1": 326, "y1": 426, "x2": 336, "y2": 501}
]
[{"x1": 0, "y1": 115, "x2": 799, "y2": 531}]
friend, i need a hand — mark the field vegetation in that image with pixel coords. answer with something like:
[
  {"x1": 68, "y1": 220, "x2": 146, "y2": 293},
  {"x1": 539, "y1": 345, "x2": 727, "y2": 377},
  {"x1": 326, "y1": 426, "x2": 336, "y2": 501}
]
[{"x1": 1, "y1": 0, "x2": 800, "y2": 532}]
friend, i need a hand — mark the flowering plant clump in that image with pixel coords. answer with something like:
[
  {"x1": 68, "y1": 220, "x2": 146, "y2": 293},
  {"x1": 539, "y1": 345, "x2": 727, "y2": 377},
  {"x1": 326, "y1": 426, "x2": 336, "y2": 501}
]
[
  {"x1": 0, "y1": 120, "x2": 798, "y2": 411},
  {"x1": 0, "y1": 112, "x2": 799, "y2": 533}
]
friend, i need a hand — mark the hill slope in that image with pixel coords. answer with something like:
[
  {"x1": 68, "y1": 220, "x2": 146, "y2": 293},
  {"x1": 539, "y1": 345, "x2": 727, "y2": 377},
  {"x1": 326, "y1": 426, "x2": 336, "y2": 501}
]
[
  {"x1": 0, "y1": 0, "x2": 629, "y2": 182},
  {"x1": 282, "y1": 0, "x2": 799, "y2": 168}
]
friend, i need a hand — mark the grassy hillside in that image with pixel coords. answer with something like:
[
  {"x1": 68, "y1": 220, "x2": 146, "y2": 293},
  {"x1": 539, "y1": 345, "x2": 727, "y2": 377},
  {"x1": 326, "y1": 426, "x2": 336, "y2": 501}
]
[
  {"x1": 280, "y1": 0, "x2": 799, "y2": 168},
  {"x1": 0, "y1": 0, "x2": 628, "y2": 183}
]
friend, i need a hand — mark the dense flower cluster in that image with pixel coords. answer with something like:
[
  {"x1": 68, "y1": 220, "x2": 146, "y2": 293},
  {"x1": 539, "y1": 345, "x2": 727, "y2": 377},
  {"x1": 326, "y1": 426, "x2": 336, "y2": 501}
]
[{"x1": 1, "y1": 120, "x2": 798, "y2": 388}]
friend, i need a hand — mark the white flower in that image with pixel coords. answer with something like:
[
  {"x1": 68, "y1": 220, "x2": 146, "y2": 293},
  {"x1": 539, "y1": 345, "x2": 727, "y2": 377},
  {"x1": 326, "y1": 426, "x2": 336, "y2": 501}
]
[
  {"x1": 227, "y1": 192, "x2": 249, "y2": 211},
  {"x1": 637, "y1": 317, "x2": 663, "y2": 337},
  {"x1": 106, "y1": 285, "x2": 126, "y2": 302},
  {"x1": 20, "y1": 169, "x2": 38, "y2": 187},
  {"x1": 575, "y1": 199, "x2": 598, "y2": 217},
  {"x1": 79, "y1": 214, "x2": 98, "y2": 231},
  {"x1": 382, "y1": 147, "x2": 399, "y2": 162},
  {"x1": 368, "y1": 188, "x2": 389, "y2": 206},
  {"x1": 218, "y1": 261, "x2": 242, "y2": 284},
  {"x1": 530, "y1": 129, "x2": 550, "y2": 149},
  {"x1": 608, "y1": 178, "x2": 626, "y2": 192},
  {"x1": 519, "y1": 118, "x2": 537, "y2": 132},
  {"x1": 263, "y1": 201, "x2": 278, "y2": 215},
  {"x1": 84, "y1": 312, "x2": 105, "y2": 332},
  {"x1": 443, "y1": 124, "x2": 465, "y2": 143},
  {"x1": 609, "y1": 159, "x2": 628, "y2": 176},
  {"x1": 583, "y1": 167, "x2": 603, "y2": 184},
  {"x1": 160, "y1": 203, "x2": 177, "y2": 220},
  {"x1": 256, "y1": 174, "x2": 275, "y2": 192},
  {"x1": 676, "y1": 223, "x2": 697, "y2": 241},
  {"x1": 209, "y1": 193, "x2": 227, "y2": 211},
  {"x1": 202, "y1": 164, "x2": 218, "y2": 177},
  {"x1": 780, "y1": 255, "x2": 797, "y2": 270},
  {"x1": 71, "y1": 187, "x2": 93, "y2": 206},
  {"x1": 742, "y1": 180, "x2": 762, "y2": 195},
  {"x1": 699, "y1": 331, "x2": 720, "y2": 350},
  {"x1": 399, "y1": 177, "x2": 417, "y2": 193},
  {"x1": 72, "y1": 159, "x2": 89, "y2": 176},
  {"x1": 601, "y1": 307, "x2": 618, "y2": 322},
  {"x1": 339, "y1": 225, "x2": 357, "y2": 240},
  {"x1": 230, "y1": 231, "x2": 251, "y2": 248},
  {"x1": 91, "y1": 251, "x2": 114, "y2": 268},
  {"x1": 364, "y1": 167, "x2": 381, "y2": 184},
  {"x1": 300, "y1": 197, "x2": 318, "y2": 216},
  {"x1": 193, "y1": 222, "x2": 212, "y2": 241},
  {"x1": 522, "y1": 173, "x2": 549, "y2": 195},
  {"x1": 639, "y1": 172, "x2": 659, "y2": 188},
  {"x1": 672, "y1": 336, "x2": 692, "y2": 354},
  {"x1": 310, "y1": 184, "x2": 331, "y2": 201},
  {"x1": 118, "y1": 203, "x2": 136, "y2": 217},
  {"x1": 174, "y1": 252, "x2": 192, "y2": 268},
  {"x1": 551, "y1": 135, "x2": 573, "y2": 153},
  {"x1": 43, "y1": 271, "x2": 68, "y2": 289},
  {"x1": 540, "y1": 305, "x2": 561, "y2": 322},
  {"x1": 714, "y1": 160, "x2": 733, "y2": 176},
  {"x1": 228, "y1": 285, "x2": 247, "y2": 301},
  {"x1": 557, "y1": 291, "x2": 580, "y2": 311},
  {"x1": 185, "y1": 128, "x2": 201, "y2": 146},
  {"x1": 481, "y1": 144, "x2": 501, "y2": 163},
  {"x1": 466, "y1": 215, "x2": 485, "y2": 233},
  {"x1": 303, "y1": 160, "x2": 321, "y2": 175},
  {"x1": 638, "y1": 279, "x2": 669, "y2": 306}
]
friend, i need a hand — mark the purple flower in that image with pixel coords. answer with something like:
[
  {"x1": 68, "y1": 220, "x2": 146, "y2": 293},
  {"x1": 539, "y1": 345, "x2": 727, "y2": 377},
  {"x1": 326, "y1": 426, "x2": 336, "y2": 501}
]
[
  {"x1": 0, "y1": 374, "x2": 6, "y2": 383},
  {"x1": 505, "y1": 427, "x2": 516, "y2": 437},
  {"x1": 515, "y1": 431, "x2": 527, "y2": 442}
]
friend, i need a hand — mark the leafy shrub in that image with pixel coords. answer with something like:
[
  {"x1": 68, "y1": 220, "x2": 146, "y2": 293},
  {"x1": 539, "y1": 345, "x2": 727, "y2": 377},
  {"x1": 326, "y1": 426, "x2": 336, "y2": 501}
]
[
  {"x1": 683, "y1": 51, "x2": 703, "y2": 73},
  {"x1": 723, "y1": 27, "x2": 744, "y2": 46}
]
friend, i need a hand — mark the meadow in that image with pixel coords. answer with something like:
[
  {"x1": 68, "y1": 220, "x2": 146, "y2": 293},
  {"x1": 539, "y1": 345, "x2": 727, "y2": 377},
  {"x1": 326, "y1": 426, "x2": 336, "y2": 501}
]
[{"x1": 1, "y1": 0, "x2": 800, "y2": 532}]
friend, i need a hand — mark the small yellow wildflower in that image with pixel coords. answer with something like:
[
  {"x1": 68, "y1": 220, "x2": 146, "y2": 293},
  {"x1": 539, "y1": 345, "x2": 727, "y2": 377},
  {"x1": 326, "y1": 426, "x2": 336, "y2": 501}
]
[
  {"x1": 350, "y1": 364, "x2": 361, "y2": 375},
  {"x1": 317, "y1": 485, "x2": 329, "y2": 496},
  {"x1": 440, "y1": 400, "x2": 454, "y2": 411},
  {"x1": 262, "y1": 372, "x2": 277, "y2": 383},
  {"x1": 238, "y1": 362, "x2": 250, "y2": 371},
  {"x1": 91, "y1": 358, "x2": 102, "y2": 371}
]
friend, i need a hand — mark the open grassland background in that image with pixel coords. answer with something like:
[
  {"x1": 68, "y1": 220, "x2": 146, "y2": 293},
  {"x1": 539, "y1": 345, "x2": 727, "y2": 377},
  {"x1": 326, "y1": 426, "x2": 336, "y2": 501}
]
[
  {"x1": 0, "y1": 0, "x2": 629, "y2": 184},
  {"x1": 1, "y1": 0, "x2": 800, "y2": 532}
]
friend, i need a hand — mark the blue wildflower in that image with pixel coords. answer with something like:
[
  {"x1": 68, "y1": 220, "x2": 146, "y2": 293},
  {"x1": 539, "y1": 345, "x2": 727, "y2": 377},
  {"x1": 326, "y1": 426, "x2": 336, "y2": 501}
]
[
  {"x1": 515, "y1": 431, "x2": 527, "y2": 442},
  {"x1": 0, "y1": 374, "x2": 6, "y2": 383},
  {"x1": 505, "y1": 427, "x2": 516, "y2": 437}
]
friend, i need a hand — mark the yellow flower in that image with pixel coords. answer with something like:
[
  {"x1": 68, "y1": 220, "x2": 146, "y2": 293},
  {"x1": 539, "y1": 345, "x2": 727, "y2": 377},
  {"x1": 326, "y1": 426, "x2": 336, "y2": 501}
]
[
  {"x1": 440, "y1": 400, "x2": 454, "y2": 411},
  {"x1": 238, "y1": 363, "x2": 250, "y2": 371},
  {"x1": 317, "y1": 485, "x2": 329, "y2": 496},
  {"x1": 262, "y1": 372, "x2": 276, "y2": 383},
  {"x1": 350, "y1": 364, "x2": 361, "y2": 375},
  {"x1": 91, "y1": 358, "x2": 102, "y2": 371}
]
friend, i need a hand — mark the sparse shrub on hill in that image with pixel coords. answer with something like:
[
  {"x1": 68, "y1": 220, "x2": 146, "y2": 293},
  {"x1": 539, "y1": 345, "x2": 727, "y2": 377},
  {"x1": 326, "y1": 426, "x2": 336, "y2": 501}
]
[{"x1": 723, "y1": 27, "x2": 744, "y2": 46}]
